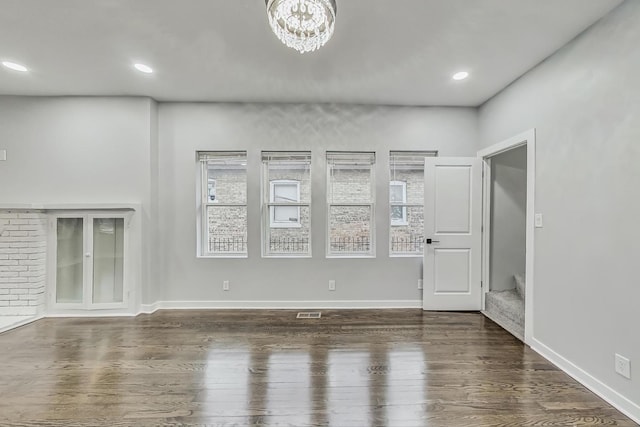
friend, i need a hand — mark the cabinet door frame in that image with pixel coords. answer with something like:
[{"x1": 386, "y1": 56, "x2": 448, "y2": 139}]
[
  {"x1": 48, "y1": 211, "x2": 132, "y2": 312},
  {"x1": 88, "y1": 212, "x2": 130, "y2": 310}
]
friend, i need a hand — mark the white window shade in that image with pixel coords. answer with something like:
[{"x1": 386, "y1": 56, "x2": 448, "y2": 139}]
[
  {"x1": 199, "y1": 151, "x2": 247, "y2": 164},
  {"x1": 262, "y1": 151, "x2": 312, "y2": 164},
  {"x1": 326, "y1": 151, "x2": 375, "y2": 165},
  {"x1": 389, "y1": 151, "x2": 437, "y2": 170}
]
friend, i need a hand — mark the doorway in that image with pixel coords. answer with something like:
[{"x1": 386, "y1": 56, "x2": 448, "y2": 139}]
[{"x1": 478, "y1": 129, "x2": 536, "y2": 344}]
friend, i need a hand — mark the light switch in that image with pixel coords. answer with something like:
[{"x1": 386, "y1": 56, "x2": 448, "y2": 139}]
[
  {"x1": 535, "y1": 213, "x2": 543, "y2": 228},
  {"x1": 0, "y1": 150, "x2": 6, "y2": 161}
]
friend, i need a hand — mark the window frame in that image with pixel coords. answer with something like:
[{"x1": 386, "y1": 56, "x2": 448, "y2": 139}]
[
  {"x1": 326, "y1": 152, "x2": 376, "y2": 258},
  {"x1": 269, "y1": 179, "x2": 302, "y2": 228},
  {"x1": 261, "y1": 152, "x2": 312, "y2": 258},
  {"x1": 198, "y1": 151, "x2": 248, "y2": 258},
  {"x1": 389, "y1": 150, "x2": 437, "y2": 257}
]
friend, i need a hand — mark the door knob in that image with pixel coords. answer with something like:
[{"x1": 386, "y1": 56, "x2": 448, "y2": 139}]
[
  {"x1": 85, "y1": 252, "x2": 92, "y2": 257},
  {"x1": 426, "y1": 238, "x2": 440, "y2": 244}
]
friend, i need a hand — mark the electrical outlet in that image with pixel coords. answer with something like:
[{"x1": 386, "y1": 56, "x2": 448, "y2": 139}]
[
  {"x1": 328, "y1": 280, "x2": 336, "y2": 291},
  {"x1": 615, "y1": 354, "x2": 631, "y2": 379},
  {"x1": 418, "y1": 279, "x2": 423, "y2": 290},
  {"x1": 535, "y1": 213, "x2": 543, "y2": 228},
  {"x1": 0, "y1": 150, "x2": 6, "y2": 161},
  {"x1": 223, "y1": 280, "x2": 230, "y2": 291}
]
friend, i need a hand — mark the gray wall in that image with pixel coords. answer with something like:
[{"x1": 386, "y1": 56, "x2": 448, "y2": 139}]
[
  {"x1": 158, "y1": 103, "x2": 478, "y2": 303},
  {"x1": 0, "y1": 96, "x2": 156, "y2": 305},
  {"x1": 479, "y1": 0, "x2": 639, "y2": 408},
  {"x1": 489, "y1": 146, "x2": 527, "y2": 292}
]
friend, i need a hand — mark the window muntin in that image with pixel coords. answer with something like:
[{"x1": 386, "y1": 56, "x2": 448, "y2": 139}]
[
  {"x1": 199, "y1": 151, "x2": 248, "y2": 257},
  {"x1": 327, "y1": 152, "x2": 375, "y2": 257},
  {"x1": 389, "y1": 151, "x2": 436, "y2": 256},
  {"x1": 262, "y1": 152, "x2": 311, "y2": 257}
]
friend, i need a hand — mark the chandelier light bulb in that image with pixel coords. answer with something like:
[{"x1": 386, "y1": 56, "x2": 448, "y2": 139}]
[{"x1": 266, "y1": 0, "x2": 337, "y2": 54}]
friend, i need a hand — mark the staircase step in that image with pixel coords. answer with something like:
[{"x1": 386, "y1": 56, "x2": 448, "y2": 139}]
[{"x1": 483, "y1": 289, "x2": 524, "y2": 341}]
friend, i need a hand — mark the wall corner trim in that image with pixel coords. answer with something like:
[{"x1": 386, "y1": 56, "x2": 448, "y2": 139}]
[{"x1": 531, "y1": 338, "x2": 640, "y2": 424}]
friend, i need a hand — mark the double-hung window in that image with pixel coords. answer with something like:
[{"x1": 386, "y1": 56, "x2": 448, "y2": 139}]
[
  {"x1": 198, "y1": 151, "x2": 248, "y2": 257},
  {"x1": 262, "y1": 151, "x2": 311, "y2": 257},
  {"x1": 327, "y1": 152, "x2": 375, "y2": 257},
  {"x1": 389, "y1": 151, "x2": 436, "y2": 256}
]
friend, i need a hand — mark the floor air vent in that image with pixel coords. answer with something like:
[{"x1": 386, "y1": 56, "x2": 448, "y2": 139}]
[{"x1": 296, "y1": 312, "x2": 321, "y2": 319}]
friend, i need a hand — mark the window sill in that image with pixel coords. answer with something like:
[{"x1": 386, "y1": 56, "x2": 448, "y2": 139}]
[
  {"x1": 197, "y1": 254, "x2": 248, "y2": 259},
  {"x1": 262, "y1": 254, "x2": 312, "y2": 259},
  {"x1": 326, "y1": 254, "x2": 376, "y2": 259}
]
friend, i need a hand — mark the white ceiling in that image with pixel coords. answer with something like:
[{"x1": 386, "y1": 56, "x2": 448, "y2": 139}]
[{"x1": 0, "y1": 0, "x2": 623, "y2": 106}]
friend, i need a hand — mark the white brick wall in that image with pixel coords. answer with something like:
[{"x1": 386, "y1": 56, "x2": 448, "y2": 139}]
[{"x1": 0, "y1": 210, "x2": 47, "y2": 316}]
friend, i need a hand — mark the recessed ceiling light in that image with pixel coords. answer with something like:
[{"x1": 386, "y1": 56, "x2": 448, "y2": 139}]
[
  {"x1": 2, "y1": 61, "x2": 28, "y2": 72},
  {"x1": 134, "y1": 63, "x2": 153, "y2": 74},
  {"x1": 452, "y1": 71, "x2": 469, "y2": 81}
]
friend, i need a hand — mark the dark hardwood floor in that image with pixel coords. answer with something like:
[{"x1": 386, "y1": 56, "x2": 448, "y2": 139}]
[{"x1": 0, "y1": 310, "x2": 635, "y2": 426}]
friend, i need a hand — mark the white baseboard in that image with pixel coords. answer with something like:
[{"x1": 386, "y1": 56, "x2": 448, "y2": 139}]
[
  {"x1": 531, "y1": 338, "x2": 640, "y2": 424},
  {"x1": 1, "y1": 301, "x2": 420, "y2": 332},
  {"x1": 148, "y1": 299, "x2": 422, "y2": 310},
  {"x1": 0, "y1": 314, "x2": 44, "y2": 334},
  {"x1": 46, "y1": 312, "x2": 137, "y2": 318},
  {"x1": 139, "y1": 301, "x2": 161, "y2": 314}
]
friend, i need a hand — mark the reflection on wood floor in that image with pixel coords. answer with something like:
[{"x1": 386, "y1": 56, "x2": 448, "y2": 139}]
[{"x1": 0, "y1": 310, "x2": 635, "y2": 426}]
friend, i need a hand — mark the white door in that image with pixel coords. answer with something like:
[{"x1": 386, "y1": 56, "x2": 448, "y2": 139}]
[{"x1": 423, "y1": 157, "x2": 482, "y2": 310}]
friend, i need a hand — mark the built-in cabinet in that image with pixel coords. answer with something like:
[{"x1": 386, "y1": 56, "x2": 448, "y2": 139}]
[{"x1": 50, "y1": 211, "x2": 131, "y2": 312}]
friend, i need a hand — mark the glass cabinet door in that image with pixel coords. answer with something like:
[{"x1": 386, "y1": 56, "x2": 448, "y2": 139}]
[
  {"x1": 53, "y1": 212, "x2": 129, "y2": 310},
  {"x1": 92, "y1": 218, "x2": 124, "y2": 304},
  {"x1": 55, "y1": 218, "x2": 84, "y2": 303}
]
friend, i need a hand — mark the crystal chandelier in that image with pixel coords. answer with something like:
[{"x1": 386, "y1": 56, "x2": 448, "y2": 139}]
[{"x1": 265, "y1": 0, "x2": 337, "y2": 54}]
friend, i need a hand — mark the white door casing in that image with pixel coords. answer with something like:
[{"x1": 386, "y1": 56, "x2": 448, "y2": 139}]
[
  {"x1": 477, "y1": 128, "x2": 536, "y2": 344},
  {"x1": 423, "y1": 157, "x2": 482, "y2": 310}
]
